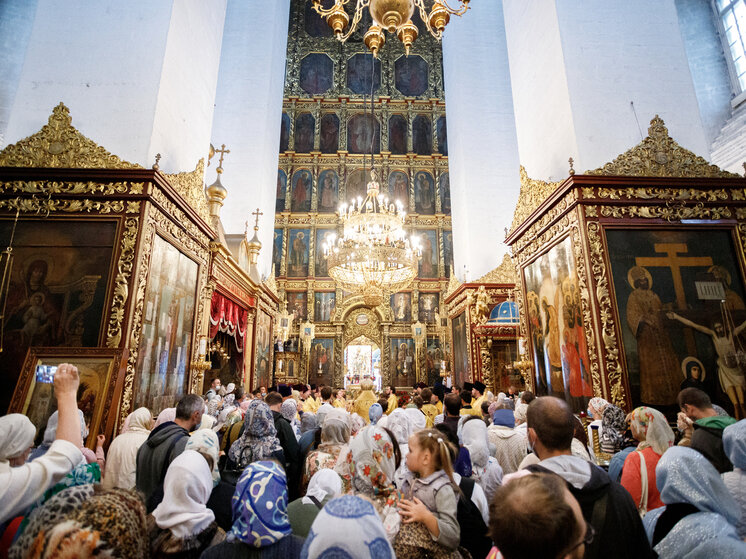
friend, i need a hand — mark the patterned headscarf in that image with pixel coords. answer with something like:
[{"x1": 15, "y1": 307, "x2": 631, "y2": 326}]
[
  {"x1": 600, "y1": 404, "x2": 626, "y2": 453},
  {"x1": 588, "y1": 397, "x2": 609, "y2": 419},
  {"x1": 348, "y1": 426, "x2": 401, "y2": 505},
  {"x1": 300, "y1": 496, "x2": 394, "y2": 559},
  {"x1": 229, "y1": 461, "x2": 292, "y2": 547},
  {"x1": 301, "y1": 412, "x2": 318, "y2": 434},
  {"x1": 349, "y1": 413, "x2": 365, "y2": 436},
  {"x1": 186, "y1": 428, "x2": 221, "y2": 485},
  {"x1": 630, "y1": 406, "x2": 674, "y2": 455},
  {"x1": 369, "y1": 403, "x2": 384, "y2": 425},
  {"x1": 10, "y1": 486, "x2": 148, "y2": 559},
  {"x1": 514, "y1": 402, "x2": 529, "y2": 424},
  {"x1": 723, "y1": 419, "x2": 746, "y2": 470},
  {"x1": 280, "y1": 399, "x2": 298, "y2": 422},
  {"x1": 228, "y1": 399, "x2": 282, "y2": 466}
]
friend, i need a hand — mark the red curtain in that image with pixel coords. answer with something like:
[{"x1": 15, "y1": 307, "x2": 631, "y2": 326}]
[{"x1": 209, "y1": 292, "x2": 248, "y2": 375}]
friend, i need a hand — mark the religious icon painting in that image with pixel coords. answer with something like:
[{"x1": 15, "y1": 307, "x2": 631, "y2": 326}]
[
  {"x1": 299, "y1": 53, "x2": 333, "y2": 96},
  {"x1": 451, "y1": 313, "x2": 469, "y2": 391},
  {"x1": 0, "y1": 219, "x2": 117, "y2": 413},
  {"x1": 279, "y1": 113, "x2": 290, "y2": 153},
  {"x1": 272, "y1": 228, "x2": 283, "y2": 276},
  {"x1": 417, "y1": 229, "x2": 439, "y2": 279},
  {"x1": 390, "y1": 292, "x2": 412, "y2": 322},
  {"x1": 309, "y1": 338, "x2": 334, "y2": 387},
  {"x1": 254, "y1": 310, "x2": 272, "y2": 391},
  {"x1": 347, "y1": 53, "x2": 381, "y2": 94},
  {"x1": 412, "y1": 115, "x2": 432, "y2": 155},
  {"x1": 315, "y1": 228, "x2": 335, "y2": 277},
  {"x1": 290, "y1": 170, "x2": 312, "y2": 213},
  {"x1": 314, "y1": 292, "x2": 336, "y2": 322},
  {"x1": 394, "y1": 55, "x2": 429, "y2": 97},
  {"x1": 320, "y1": 114, "x2": 340, "y2": 154},
  {"x1": 276, "y1": 169, "x2": 287, "y2": 212},
  {"x1": 522, "y1": 236, "x2": 593, "y2": 412},
  {"x1": 287, "y1": 229, "x2": 310, "y2": 277},
  {"x1": 388, "y1": 170, "x2": 409, "y2": 208},
  {"x1": 391, "y1": 338, "x2": 416, "y2": 388},
  {"x1": 439, "y1": 172, "x2": 451, "y2": 215},
  {"x1": 345, "y1": 169, "x2": 367, "y2": 204},
  {"x1": 443, "y1": 231, "x2": 454, "y2": 278},
  {"x1": 388, "y1": 115, "x2": 407, "y2": 155},
  {"x1": 437, "y1": 116, "x2": 448, "y2": 156},
  {"x1": 287, "y1": 291, "x2": 308, "y2": 321},
  {"x1": 317, "y1": 170, "x2": 339, "y2": 213},
  {"x1": 294, "y1": 113, "x2": 315, "y2": 153},
  {"x1": 347, "y1": 114, "x2": 380, "y2": 154},
  {"x1": 418, "y1": 293, "x2": 439, "y2": 323},
  {"x1": 414, "y1": 171, "x2": 435, "y2": 215},
  {"x1": 426, "y1": 337, "x2": 443, "y2": 385},
  {"x1": 605, "y1": 228, "x2": 746, "y2": 411}
]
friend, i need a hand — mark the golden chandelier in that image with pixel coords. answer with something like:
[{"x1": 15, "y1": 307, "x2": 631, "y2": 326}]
[
  {"x1": 324, "y1": 169, "x2": 421, "y2": 307},
  {"x1": 311, "y1": 0, "x2": 470, "y2": 56}
]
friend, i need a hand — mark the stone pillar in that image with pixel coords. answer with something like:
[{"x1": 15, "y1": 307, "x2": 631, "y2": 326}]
[
  {"x1": 442, "y1": 1, "x2": 520, "y2": 281},
  {"x1": 210, "y1": 0, "x2": 291, "y2": 279},
  {"x1": 502, "y1": 0, "x2": 711, "y2": 180},
  {"x1": 2, "y1": 0, "x2": 226, "y2": 173}
]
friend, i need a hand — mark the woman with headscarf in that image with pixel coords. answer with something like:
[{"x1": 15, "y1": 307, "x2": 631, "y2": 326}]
[
  {"x1": 369, "y1": 402, "x2": 384, "y2": 425},
  {"x1": 460, "y1": 416, "x2": 503, "y2": 501},
  {"x1": 201, "y1": 461, "x2": 304, "y2": 559},
  {"x1": 29, "y1": 409, "x2": 102, "y2": 468},
  {"x1": 281, "y1": 399, "x2": 301, "y2": 441},
  {"x1": 287, "y1": 469, "x2": 342, "y2": 538},
  {"x1": 155, "y1": 407, "x2": 178, "y2": 428},
  {"x1": 387, "y1": 408, "x2": 414, "y2": 487},
  {"x1": 9, "y1": 485, "x2": 149, "y2": 559},
  {"x1": 586, "y1": 396, "x2": 608, "y2": 461},
  {"x1": 302, "y1": 409, "x2": 351, "y2": 493},
  {"x1": 300, "y1": 495, "x2": 395, "y2": 559},
  {"x1": 226, "y1": 400, "x2": 284, "y2": 472},
  {"x1": 599, "y1": 403, "x2": 627, "y2": 455},
  {"x1": 150, "y1": 450, "x2": 225, "y2": 557},
  {"x1": 348, "y1": 425, "x2": 402, "y2": 542},
  {"x1": 642, "y1": 446, "x2": 746, "y2": 557},
  {"x1": 722, "y1": 419, "x2": 746, "y2": 539},
  {"x1": 103, "y1": 406, "x2": 153, "y2": 490},
  {"x1": 620, "y1": 406, "x2": 675, "y2": 515},
  {"x1": 487, "y1": 409, "x2": 527, "y2": 475}
]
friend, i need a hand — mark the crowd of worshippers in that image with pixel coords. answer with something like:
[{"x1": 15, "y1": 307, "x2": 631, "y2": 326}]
[{"x1": 1, "y1": 367, "x2": 745, "y2": 559}]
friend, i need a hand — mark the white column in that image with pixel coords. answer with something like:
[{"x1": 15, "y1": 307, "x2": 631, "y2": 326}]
[
  {"x1": 209, "y1": 0, "x2": 291, "y2": 279},
  {"x1": 2, "y1": 0, "x2": 226, "y2": 173},
  {"x1": 442, "y1": 0, "x2": 520, "y2": 281},
  {"x1": 503, "y1": 0, "x2": 710, "y2": 180}
]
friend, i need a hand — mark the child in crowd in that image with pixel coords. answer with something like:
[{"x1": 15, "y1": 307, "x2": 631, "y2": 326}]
[{"x1": 395, "y1": 428, "x2": 462, "y2": 558}]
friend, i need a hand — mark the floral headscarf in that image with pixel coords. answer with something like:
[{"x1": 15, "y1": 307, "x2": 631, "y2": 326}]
[
  {"x1": 588, "y1": 397, "x2": 609, "y2": 418},
  {"x1": 369, "y1": 403, "x2": 384, "y2": 425},
  {"x1": 599, "y1": 404, "x2": 626, "y2": 453},
  {"x1": 229, "y1": 461, "x2": 292, "y2": 547},
  {"x1": 630, "y1": 406, "x2": 674, "y2": 455},
  {"x1": 228, "y1": 399, "x2": 282, "y2": 466},
  {"x1": 348, "y1": 425, "x2": 401, "y2": 511},
  {"x1": 186, "y1": 428, "x2": 221, "y2": 485}
]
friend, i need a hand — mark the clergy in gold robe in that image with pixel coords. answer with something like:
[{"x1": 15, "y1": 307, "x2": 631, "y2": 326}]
[
  {"x1": 303, "y1": 394, "x2": 320, "y2": 413},
  {"x1": 384, "y1": 385, "x2": 398, "y2": 415},
  {"x1": 353, "y1": 379, "x2": 378, "y2": 423},
  {"x1": 420, "y1": 388, "x2": 438, "y2": 427},
  {"x1": 333, "y1": 388, "x2": 347, "y2": 408},
  {"x1": 471, "y1": 380, "x2": 487, "y2": 414}
]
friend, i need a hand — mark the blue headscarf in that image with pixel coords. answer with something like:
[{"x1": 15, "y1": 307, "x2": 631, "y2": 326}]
[
  {"x1": 229, "y1": 461, "x2": 292, "y2": 547},
  {"x1": 492, "y1": 409, "x2": 515, "y2": 428},
  {"x1": 300, "y1": 495, "x2": 394, "y2": 559},
  {"x1": 643, "y1": 446, "x2": 746, "y2": 557},
  {"x1": 723, "y1": 419, "x2": 746, "y2": 470},
  {"x1": 369, "y1": 403, "x2": 383, "y2": 425}
]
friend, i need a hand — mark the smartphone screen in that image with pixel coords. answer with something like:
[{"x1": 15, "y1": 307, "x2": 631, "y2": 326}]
[{"x1": 35, "y1": 364, "x2": 58, "y2": 384}]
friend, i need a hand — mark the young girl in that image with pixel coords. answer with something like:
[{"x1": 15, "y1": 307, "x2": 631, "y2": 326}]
[{"x1": 395, "y1": 428, "x2": 463, "y2": 559}]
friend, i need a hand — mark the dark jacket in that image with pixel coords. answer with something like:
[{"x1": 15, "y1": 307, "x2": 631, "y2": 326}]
[
  {"x1": 691, "y1": 416, "x2": 737, "y2": 473},
  {"x1": 136, "y1": 421, "x2": 189, "y2": 511},
  {"x1": 272, "y1": 410, "x2": 301, "y2": 499},
  {"x1": 528, "y1": 461, "x2": 652, "y2": 559},
  {"x1": 199, "y1": 534, "x2": 304, "y2": 559}
]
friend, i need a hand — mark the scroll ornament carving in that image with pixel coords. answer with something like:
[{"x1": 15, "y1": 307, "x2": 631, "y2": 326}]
[
  {"x1": 0, "y1": 181, "x2": 144, "y2": 196},
  {"x1": 164, "y1": 159, "x2": 210, "y2": 225},
  {"x1": 598, "y1": 204, "x2": 731, "y2": 222},
  {"x1": 586, "y1": 115, "x2": 739, "y2": 178},
  {"x1": 475, "y1": 253, "x2": 518, "y2": 284},
  {"x1": 106, "y1": 217, "x2": 139, "y2": 348},
  {"x1": 509, "y1": 166, "x2": 564, "y2": 234},
  {"x1": 445, "y1": 271, "x2": 462, "y2": 298},
  {"x1": 0, "y1": 197, "x2": 133, "y2": 215},
  {"x1": 596, "y1": 187, "x2": 729, "y2": 202},
  {"x1": 0, "y1": 103, "x2": 142, "y2": 169},
  {"x1": 343, "y1": 308, "x2": 382, "y2": 346}
]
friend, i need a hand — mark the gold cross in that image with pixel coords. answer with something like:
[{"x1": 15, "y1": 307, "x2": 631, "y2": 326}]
[
  {"x1": 252, "y1": 208, "x2": 263, "y2": 229},
  {"x1": 215, "y1": 144, "x2": 230, "y2": 168}
]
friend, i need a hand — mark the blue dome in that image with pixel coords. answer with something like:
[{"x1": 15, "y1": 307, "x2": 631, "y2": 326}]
[{"x1": 488, "y1": 300, "x2": 519, "y2": 324}]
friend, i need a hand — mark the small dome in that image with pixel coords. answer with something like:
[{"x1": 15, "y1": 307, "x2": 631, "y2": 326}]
[{"x1": 488, "y1": 300, "x2": 519, "y2": 324}]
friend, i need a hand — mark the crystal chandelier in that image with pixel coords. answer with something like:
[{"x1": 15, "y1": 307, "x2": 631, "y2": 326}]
[
  {"x1": 311, "y1": 0, "x2": 470, "y2": 56},
  {"x1": 324, "y1": 168, "x2": 421, "y2": 307}
]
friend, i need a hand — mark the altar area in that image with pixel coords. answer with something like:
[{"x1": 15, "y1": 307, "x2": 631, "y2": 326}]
[{"x1": 343, "y1": 337, "x2": 382, "y2": 391}]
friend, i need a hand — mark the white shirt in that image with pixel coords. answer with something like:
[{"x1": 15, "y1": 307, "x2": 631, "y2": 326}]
[{"x1": 0, "y1": 439, "x2": 83, "y2": 523}]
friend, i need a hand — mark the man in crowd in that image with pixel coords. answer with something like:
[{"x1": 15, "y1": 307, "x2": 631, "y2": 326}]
[
  {"x1": 136, "y1": 393, "x2": 203, "y2": 511},
  {"x1": 678, "y1": 387, "x2": 736, "y2": 472},
  {"x1": 442, "y1": 392, "x2": 462, "y2": 437},
  {"x1": 524, "y1": 396, "x2": 651, "y2": 558},
  {"x1": 333, "y1": 388, "x2": 347, "y2": 408},
  {"x1": 472, "y1": 380, "x2": 487, "y2": 412},
  {"x1": 420, "y1": 388, "x2": 439, "y2": 427},
  {"x1": 205, "y1": 377, "x2": 221, "y2": 400},
  {"x1": 278, "y1": 383, "x2": 293, "y2": 401},
  {"x1": 384, "y1": 385, "x2": 398, "y2": 415},
  {"x1": 266, "y1": 391, "x2": 301, "y2": 499},
  {"x1": 460, "y1": 388, "x2": 480, "y2": 417}
]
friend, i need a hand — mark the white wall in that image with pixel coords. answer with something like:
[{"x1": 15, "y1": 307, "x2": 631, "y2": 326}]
[
  {"x1": 442, "y1": 0, "x2": 520, "y2": 281},
  {"x1": 210, "y1": 0, "x2": 291, "y2": 279},
  {"x1": 3, "y1": 1, "x2": 226, "y2": 174}
]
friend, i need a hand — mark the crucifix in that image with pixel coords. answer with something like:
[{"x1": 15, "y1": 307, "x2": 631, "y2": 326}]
[
  {"x1": 635, "y1": 242, "x2": 713, "y2": 353},
  {"x1": 251, "y1": 208, "x2": 263, "y2": 231},
  {"x1": 214, "y1": 144, "x2": 230, "y2": 169}
]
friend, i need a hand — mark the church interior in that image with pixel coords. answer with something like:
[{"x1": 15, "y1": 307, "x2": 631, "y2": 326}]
[{"x1": 2, "y1": 0, "x2": 746, "y2": 556}]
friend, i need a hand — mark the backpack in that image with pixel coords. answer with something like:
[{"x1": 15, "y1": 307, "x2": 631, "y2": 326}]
[{"x1": 457, "y1": 477, "x2": 492, "y2": 559}]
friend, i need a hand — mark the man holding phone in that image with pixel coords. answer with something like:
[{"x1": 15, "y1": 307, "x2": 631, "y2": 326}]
[{"x1": 0, "y1": 363, "x2": 84, "y2": 524}]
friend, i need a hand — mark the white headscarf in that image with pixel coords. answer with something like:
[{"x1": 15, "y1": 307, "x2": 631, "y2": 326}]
[
  {"x1": 461, "y1": 417, "x2": 490, "y2": 468},
  {"x1": 302, "y1": 469, "x2": 342, "y2": 505},
  {"x1": 154, "y1": 407, "x2": 176, "y2": 428},
  {"x1": 186, "y1": 429, "x2": 221, "y2": 485},
  {"x1": 125, "y1": 407, "x2": 153, "y2": 433},
  {"x1": 403, "y1": 408, "x2": 426, "y2": 432},
  {"x1": 152, "y1": 450, "x2": 215, "y2": 539},
  {"x1": 42, "y1": 409, "x2": 88, "y2": 446},
  {"x1": 0, "y1": 414, "x2": 36, "y2": 461},
  {"x1": 386, "y1": 409, "x2": 413, "y2": 447}
]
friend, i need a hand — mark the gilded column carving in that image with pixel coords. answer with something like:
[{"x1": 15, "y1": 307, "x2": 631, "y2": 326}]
[
  {"x1": 106, "y1": 216, "x2": 140, "y2": 348},
  {"x1": 406, "y1": 100, "x2": 414, "y2": 153},
  {"x1": 288, "y1": 99, "x2": 297, "y2": 152},
  {"x1": 313, "y1": 98, "x2": 322, "y2": 151},
  {"x1": 339, "y1": 100, "x2": 348, "y2": 151}
]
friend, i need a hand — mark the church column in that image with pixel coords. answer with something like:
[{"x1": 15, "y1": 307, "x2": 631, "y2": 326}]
[
  {"x1": 502, "y1": 0, "x2": 711, "y2": 180},
  {"x1": 210, "y1": 0, "x2": 291, "y2": 277},
  {"x1": 3, "y1": 0, "x2": 226, "y2": 173},
  {"x1": 441, "y1": 1, "x2": 520, "y2": 280}
]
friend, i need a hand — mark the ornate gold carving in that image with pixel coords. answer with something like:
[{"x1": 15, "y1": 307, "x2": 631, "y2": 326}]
[
  {"x1": 332, "y1": 294, "x2": 393, "y2": 323},
  {"x1": 475, "y1": 253, "x2": 518, "y2": 284},
  {"x1": 599, "y1": 204, "x2": 731, "y2": 222},
  {"x1": 264, "y1": 273, "x2": 279, "y2": 299},
  {"x1": 149, "y1": 187, "x2": 211, "y2": 253},
  {"x1": 0, "y1": 103, "x2": 142, "y2": 169},
  {"x1": 0, "y1": 180, "x2": 144, "y2": 196},
  {"x1": 343, "y1": 308, "x2": 383, "y2": 348},
  {"x1": 445, "y1": 271, "x2": 461, "y2": 298},
  {"x1": 106, "y1": 217, "x2": 139, "y2": 348},
  {"x1": 0, "y1": 197, "x2": 128, "y2": 215},
  {"x1": 509, "y1": 166, "x2": 564, "y2": 234},
  {"x1": 596, "y1": 186, "x2": 729, "y2": 202},
  {"x1": 587, "y1": 115, "x2": 739, "y2": 178},
  {"x1": 163, "y1": 159, "x2": 210, "y2": 224}
]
